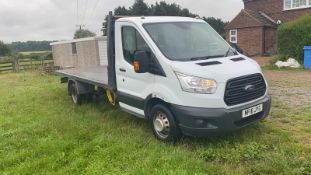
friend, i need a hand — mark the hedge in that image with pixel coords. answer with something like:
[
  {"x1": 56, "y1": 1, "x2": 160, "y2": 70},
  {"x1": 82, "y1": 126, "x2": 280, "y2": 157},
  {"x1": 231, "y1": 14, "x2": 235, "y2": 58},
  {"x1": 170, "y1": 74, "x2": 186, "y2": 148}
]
[{"x1": 277, "y1": 15, "x2": 311, "y2": 62}]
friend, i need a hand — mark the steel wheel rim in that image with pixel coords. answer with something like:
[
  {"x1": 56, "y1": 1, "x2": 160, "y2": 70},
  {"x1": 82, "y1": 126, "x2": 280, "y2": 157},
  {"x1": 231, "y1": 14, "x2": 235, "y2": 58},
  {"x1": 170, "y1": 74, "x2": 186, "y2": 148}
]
[
  {"x1": 71, "y1": 88, "x2": 78, "y2": 104},
  {"x1": 153, "y1": 111, "x2": 170, "y2": 139}
]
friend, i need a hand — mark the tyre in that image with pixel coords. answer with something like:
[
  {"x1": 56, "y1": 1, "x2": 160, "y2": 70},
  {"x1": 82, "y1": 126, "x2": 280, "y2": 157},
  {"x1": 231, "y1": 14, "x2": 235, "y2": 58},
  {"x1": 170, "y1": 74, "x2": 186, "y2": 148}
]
[
  {"x1": 69, "y1": 83, "x2": 83, "y2": 105},
  {"x1": 150, "y1": 104, "x2": 181, "y2": 142}
]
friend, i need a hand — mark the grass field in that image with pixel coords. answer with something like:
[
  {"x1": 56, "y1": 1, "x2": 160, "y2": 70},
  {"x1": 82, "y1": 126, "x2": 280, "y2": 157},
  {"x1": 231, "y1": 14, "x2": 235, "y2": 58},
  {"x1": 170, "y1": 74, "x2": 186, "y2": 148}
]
[
  {"x1": 1, "y1": 71, "x2": 311, "y2": 174},
  {"x1": 18, "y1": 51, "x2": 51, "y2": 56}
]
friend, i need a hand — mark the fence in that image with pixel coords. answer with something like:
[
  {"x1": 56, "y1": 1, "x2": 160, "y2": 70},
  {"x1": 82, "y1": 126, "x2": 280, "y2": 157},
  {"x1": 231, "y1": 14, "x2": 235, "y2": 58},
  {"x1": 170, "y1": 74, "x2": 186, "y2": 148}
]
[{"x1": 0, "y1": 57, "x2": 54, "y2": 73}]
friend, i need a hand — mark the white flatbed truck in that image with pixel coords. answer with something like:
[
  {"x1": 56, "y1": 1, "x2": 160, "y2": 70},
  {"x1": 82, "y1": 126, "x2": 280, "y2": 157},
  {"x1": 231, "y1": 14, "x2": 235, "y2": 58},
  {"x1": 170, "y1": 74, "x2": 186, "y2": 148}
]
[{"x1": 55, "y1": 12, "x2": 271, "y2": 142}]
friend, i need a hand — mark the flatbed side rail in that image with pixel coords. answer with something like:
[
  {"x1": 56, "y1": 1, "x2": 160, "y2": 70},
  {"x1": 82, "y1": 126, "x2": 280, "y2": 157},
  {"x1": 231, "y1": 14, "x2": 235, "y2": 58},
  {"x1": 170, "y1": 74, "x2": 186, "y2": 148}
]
[{"x1": 56, "y1": 69, "x2": 110, "y2": 89}]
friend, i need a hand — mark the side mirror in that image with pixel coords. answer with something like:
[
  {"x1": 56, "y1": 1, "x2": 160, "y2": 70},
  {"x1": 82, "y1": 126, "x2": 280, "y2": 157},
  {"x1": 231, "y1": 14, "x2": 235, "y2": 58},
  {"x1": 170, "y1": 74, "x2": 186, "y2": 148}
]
[
  {"x1": 133, "y1": 51, "x2": 150, "y2": 73},
  {"x1": 230, "y1": 43, "x2": 244, "y2": 54}
]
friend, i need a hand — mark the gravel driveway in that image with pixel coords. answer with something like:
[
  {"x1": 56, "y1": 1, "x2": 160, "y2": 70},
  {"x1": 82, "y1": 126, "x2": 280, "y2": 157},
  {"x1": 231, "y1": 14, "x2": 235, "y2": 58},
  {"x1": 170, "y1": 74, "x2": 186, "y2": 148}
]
[{"x1": 264, "y1": 69, "x2": 311, "y2": 108}]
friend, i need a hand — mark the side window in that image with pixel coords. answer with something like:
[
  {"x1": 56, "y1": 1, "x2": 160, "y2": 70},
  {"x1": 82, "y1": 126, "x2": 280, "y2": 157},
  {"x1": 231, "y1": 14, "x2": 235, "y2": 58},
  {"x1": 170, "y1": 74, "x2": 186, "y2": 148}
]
[{"x1": 122, "y1": 26, "x2": 151, "y2": 64}]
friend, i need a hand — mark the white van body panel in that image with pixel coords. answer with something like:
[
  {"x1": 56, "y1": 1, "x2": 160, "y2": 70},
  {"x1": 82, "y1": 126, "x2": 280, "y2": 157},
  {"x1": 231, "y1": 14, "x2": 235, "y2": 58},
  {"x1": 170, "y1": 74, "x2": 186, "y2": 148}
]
[
  {"x1": 170, "y1": 56, "x2": 262, "y2": 83},
  {"x1": 114, "y1": 21, "x2": 155, "y2": 100},
  {"x1": 150, "y1": 56, "x2": 266, "y2": 108},
  {"x1": 119, "y1": 102, "x2": 145, "y2": 117}
]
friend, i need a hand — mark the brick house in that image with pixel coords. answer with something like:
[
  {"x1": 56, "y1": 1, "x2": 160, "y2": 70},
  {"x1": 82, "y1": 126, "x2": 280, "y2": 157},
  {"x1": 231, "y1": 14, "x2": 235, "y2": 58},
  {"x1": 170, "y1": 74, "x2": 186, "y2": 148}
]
[{"x1": 225, "y1": 0, "x2": 311, "y2": 56}]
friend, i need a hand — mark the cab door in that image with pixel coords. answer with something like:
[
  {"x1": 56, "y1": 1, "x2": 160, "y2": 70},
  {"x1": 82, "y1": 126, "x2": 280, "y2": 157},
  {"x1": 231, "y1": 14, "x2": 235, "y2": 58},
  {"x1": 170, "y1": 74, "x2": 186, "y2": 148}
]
[{"x1": 115, "y1": 22, "x2": 155, "y2": 117}]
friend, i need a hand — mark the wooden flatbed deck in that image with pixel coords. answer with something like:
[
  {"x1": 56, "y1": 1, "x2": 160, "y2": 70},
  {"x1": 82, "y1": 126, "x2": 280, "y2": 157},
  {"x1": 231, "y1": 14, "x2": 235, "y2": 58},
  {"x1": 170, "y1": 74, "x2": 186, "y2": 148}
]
[{"x1": 56, "y1": 66, "x2": 109, "y2": 87}]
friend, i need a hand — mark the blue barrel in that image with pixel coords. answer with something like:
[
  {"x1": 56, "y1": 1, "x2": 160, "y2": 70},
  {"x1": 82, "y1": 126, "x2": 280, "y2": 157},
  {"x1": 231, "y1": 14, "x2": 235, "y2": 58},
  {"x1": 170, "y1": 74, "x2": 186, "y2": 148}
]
[{"x1": 304, "y1": 46, "x2": 311, "y2": 69}]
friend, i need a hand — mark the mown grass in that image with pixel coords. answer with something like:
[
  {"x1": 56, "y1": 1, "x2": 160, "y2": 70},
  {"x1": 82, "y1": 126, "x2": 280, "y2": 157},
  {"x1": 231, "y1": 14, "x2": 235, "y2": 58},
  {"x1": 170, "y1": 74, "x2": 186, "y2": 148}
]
[{"x1": 0, "y1": 72, "x2": 311, "y2": 174}]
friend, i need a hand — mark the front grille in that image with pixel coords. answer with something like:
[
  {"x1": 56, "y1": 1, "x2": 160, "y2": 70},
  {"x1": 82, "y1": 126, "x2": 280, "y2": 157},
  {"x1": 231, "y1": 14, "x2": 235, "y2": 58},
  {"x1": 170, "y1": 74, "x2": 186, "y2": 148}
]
[{"x1": 224, "y1": 74, "x2": 266, "y2": 106}]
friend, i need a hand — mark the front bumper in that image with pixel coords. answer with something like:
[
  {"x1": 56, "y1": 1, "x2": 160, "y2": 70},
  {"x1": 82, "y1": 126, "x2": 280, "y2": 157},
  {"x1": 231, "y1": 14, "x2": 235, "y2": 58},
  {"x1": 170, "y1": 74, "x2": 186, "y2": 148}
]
[{"x1": 170, "y1": 94, "x2": 271, "y2": 137}]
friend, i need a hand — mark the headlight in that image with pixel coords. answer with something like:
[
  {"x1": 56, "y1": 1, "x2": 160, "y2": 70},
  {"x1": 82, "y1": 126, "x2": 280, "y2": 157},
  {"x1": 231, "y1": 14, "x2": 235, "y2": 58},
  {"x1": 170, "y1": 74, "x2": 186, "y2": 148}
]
[{"x1": 175, "y1": 72, "x2": 217, "y2": 94}]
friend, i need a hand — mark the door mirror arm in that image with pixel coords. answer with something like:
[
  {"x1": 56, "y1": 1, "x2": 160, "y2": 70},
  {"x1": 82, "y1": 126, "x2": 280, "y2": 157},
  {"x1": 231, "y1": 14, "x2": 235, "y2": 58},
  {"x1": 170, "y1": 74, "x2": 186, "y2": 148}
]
[
  {"x1": 230, "y1": 42, "x2": 244, "y2": 54},
  {"x1": 133, "y1": 51, "x2": 150, "y2": 73}
]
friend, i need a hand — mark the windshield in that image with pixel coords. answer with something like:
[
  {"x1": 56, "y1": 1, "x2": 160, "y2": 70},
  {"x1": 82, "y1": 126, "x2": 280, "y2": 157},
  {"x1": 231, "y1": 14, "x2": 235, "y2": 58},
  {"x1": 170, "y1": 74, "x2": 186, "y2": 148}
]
[{"x1": 143, "y1": 22, "x2": 235, "y2": 61}]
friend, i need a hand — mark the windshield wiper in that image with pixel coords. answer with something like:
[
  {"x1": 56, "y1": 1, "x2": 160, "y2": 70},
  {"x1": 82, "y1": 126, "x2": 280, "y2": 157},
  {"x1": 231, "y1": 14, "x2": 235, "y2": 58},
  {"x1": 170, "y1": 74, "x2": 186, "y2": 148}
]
[{"x1": 190, "y1": 55, "x2": 224, "y2": 61}]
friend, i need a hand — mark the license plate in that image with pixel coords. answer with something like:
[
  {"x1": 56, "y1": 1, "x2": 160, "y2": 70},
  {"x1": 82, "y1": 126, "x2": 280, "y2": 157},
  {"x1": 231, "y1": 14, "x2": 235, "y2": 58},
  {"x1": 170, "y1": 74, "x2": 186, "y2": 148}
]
[{"x1": 242, "y1": 104, "x2": 263, "y2": 118}]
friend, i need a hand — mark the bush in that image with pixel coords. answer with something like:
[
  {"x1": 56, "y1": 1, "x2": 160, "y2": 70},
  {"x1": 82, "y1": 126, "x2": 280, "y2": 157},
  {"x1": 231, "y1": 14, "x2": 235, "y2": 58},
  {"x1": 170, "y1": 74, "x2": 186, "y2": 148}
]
[
  {"x1": 277, "y1": 15, "x2": 311, "y2": 62},
  {"x1": 0, "y1": 56, "x2": 12, "y2": 63},
  {"x1": 28, "y1": 52, "x2": 52, "y2": 60},
  {"x1": 0, "y1": 41, "x2": 11, "y2": 56}
]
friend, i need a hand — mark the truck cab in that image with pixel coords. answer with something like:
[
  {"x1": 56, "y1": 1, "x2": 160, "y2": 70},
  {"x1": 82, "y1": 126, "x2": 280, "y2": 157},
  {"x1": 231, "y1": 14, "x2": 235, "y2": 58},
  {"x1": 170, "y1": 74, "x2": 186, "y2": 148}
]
[
  {"x1": 56, "y1": 14, "x2": 271, "y2": 142},
  {"x1": 112, "y1": 16, "x2": 271, "y2": 141}
]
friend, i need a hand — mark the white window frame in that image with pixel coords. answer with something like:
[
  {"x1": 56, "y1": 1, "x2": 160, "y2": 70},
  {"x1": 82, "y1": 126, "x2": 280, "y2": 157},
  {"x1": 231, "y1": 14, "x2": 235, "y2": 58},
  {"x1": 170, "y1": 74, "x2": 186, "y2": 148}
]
[
  {"x1": 229, "y1": 29, "x2": 237, "y2": 43},
  {"x1": 284, "y1": 0, "x2": 311, "y2": 10}
]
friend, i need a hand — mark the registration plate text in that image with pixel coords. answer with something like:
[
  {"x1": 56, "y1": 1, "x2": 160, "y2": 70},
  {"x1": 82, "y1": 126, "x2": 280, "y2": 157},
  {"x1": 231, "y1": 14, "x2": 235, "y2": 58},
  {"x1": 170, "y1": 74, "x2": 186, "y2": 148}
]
[{"x1": 242, "y1": 104, "x2": 263, "y2": 118}]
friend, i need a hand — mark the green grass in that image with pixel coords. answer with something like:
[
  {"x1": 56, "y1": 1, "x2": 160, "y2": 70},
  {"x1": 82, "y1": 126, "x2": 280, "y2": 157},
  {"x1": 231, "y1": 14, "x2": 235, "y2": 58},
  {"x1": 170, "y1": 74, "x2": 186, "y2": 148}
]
[{"x1": 0, "y1": 72, "x2": 311, "y2": 174}]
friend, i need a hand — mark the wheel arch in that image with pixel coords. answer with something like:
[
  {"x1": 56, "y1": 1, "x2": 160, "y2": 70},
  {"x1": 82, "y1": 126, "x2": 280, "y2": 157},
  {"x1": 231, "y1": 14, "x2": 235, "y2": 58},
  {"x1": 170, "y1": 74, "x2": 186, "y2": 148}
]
[
  {"x1": 67, "y1": 78, "x2": 94, "y2": 95},
  {"x1": 144, "y1": 95, "x2": 170, "y2": 120}
]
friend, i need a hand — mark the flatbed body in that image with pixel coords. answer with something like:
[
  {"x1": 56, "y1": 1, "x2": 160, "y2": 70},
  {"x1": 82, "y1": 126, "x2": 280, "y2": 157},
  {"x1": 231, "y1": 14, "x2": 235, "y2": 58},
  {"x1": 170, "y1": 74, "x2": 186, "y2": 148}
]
[{"x1": 56, "y1": 66, "x2": 109, "y2": 88}]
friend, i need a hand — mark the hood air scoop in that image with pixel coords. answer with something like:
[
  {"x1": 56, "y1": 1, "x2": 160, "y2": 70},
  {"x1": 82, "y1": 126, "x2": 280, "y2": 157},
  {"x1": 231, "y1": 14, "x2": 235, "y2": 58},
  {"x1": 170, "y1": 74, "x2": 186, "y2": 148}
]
[
  {"x1": 197, "y1": 61, "x2": 222, "y2": 66},
  {"x1": 231, "y1": 57, "x2": 245, "y2": 62}
]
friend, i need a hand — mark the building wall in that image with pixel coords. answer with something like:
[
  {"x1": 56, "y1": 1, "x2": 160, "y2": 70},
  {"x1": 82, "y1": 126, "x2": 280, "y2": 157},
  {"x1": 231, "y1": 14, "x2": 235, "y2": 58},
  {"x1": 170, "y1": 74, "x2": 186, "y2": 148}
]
[
  {"x1": 75, "y1": 40, "x2": 99, "y2": 68},
  {"x1": 226, "y1": 27, "x2": 264, "y2": 56},
  {"x1": 225, "y1": 10, "x2": 262, "y2": 29},
  {"x1": 51, "y1": 37, "x2": 107, "y2": 69},
  {"x1": 52, "y1": 44, "x2": 74, "y2": 68},
  {"x1": 244, "y1": 0, "x2": 311, "y2": 22}
]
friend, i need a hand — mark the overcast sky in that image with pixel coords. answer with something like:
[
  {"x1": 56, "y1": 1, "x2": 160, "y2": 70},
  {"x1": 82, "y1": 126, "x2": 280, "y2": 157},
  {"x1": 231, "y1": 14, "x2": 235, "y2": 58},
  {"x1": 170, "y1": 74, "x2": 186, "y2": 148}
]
[{"x1": 0, "y1": 0, "x2": 244, "y2": 43}]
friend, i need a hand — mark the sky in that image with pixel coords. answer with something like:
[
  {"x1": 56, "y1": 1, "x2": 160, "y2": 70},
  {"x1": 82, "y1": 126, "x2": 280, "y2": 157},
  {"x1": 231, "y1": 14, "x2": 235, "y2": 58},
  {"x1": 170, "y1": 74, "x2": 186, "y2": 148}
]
[{"x1": 0, "y1": 0, "x2": 244, "y2": 43}]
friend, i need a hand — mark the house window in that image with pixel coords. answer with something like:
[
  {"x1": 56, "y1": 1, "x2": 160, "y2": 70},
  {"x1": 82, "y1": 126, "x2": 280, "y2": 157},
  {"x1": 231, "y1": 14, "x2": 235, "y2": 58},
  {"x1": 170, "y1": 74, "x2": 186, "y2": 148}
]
[
  {"x1": 285, "y1": 0, "x2": 292, "y2": 8},
  {"x1": 284, "y1": 0, "x2": 311, "y2": 10},
  {"x1": 230, "y1": 30, "x2": 237, "y2": 43},
  {"x1": 71, "y1": 42, "x2": 77, "y2": 54},
  {"x1": 293, "y1": 0, "x2": 307, "y2": 7}
]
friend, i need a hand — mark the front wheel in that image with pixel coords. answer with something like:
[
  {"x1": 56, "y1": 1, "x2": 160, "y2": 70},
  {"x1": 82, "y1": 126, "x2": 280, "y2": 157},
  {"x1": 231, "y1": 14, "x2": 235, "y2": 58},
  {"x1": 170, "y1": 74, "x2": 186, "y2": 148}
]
[{"x1": 150, "y1": 104, "x2": 181, "y2": 142}]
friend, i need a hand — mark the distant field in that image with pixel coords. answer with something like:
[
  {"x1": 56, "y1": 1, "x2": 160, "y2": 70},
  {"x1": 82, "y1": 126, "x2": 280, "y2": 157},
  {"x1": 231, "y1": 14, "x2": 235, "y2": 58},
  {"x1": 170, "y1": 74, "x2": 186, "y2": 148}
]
[
  {"x1": 18, "y1": 51, "x2": 51, "y2": 55},
  {"x1": 0, "y1": 70, "x2": 311, "y2": 174}
]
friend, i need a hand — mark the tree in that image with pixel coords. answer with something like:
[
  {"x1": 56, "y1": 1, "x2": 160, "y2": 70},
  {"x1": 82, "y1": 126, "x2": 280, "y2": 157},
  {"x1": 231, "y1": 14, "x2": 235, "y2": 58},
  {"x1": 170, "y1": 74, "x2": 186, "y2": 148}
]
[
  {"x1": 103, "y1": 0, "x2": 227, "y2": 36},
  {"x1": 130, "y1": 0, "x2": 150, "y2": 16},
  {"x1": 9, "y1": 41, "x2": 53, "y2": 52},
  {"x1": 74, "y1": 29, "x2": 96, "y2": 39},
  {"x1": 114, "y1": 6, "x2": 130, "y2": 16},
  {"x1": 203, "y1": 17, "x2": 228, "y2": 36},
  {"x1": 0, "y1": 41, "x2": 11, "y2": 56},
  {"x1": 150, "y1": 2, "x2": 196, "y2": 17}
]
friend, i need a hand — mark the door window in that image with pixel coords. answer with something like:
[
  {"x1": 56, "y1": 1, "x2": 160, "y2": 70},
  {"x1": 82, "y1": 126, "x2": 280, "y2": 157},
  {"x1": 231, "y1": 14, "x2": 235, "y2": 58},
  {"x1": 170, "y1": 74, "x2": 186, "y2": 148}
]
[{"x1": 122, "y1": 26, "x2": 151, "y2": 64}]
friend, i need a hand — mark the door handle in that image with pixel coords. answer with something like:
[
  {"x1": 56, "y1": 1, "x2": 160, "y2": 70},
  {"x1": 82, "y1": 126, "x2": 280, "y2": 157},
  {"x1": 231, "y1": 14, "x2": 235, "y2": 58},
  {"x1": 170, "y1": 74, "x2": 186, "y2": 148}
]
[{"x1": 119, "y1": 68, "x2": 126, "y2": 72}]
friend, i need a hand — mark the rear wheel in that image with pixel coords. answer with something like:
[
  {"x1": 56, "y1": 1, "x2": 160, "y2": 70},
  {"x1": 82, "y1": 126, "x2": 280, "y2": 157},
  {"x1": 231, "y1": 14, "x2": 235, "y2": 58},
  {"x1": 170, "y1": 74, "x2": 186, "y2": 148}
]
[
  {"x1": 150, "y1": 104, "x2": 181, "y2": 142},
  {"x1": 69, "y1": 83, "x2": 83, "y2": 105}
]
